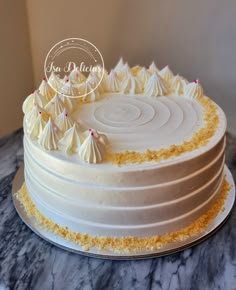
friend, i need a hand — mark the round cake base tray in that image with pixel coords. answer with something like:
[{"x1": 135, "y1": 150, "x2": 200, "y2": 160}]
[{"x1": 12, "y1": 164, "x2": 235, "y2": 260}]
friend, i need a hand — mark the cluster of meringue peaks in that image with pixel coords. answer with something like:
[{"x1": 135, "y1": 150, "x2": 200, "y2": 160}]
[
  {"x1": 23, "y1": 60, "x2": 204, "y2": 110},
  {"x1": 104, "y1": 58, "x2": 205, "y2": 99},
  {"x1": 23, "y1": 89, "x2": 108, "y2": 163}
]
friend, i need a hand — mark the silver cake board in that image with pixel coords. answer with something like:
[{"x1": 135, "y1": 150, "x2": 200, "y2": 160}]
[{"x1": 12, "y1": 164, "x2": 235, "y2": 260}]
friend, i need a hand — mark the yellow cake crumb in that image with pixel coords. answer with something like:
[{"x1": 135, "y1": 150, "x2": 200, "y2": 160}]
[{"x1": 15, "y1": 178, "x2": 230, "y2": 253}]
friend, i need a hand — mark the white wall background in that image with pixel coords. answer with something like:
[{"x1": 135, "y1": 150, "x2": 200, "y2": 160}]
[
  {"x1": 0, "y1": 0, "x2": 34, "y2": 136},
  {"x1": 1, "y1": 0, "x2": 236, "y2": 136}
]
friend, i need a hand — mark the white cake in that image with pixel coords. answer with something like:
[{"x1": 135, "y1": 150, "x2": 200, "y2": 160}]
[{"x1": 17, "y1": 59, "x2": 229, "y2": 252}]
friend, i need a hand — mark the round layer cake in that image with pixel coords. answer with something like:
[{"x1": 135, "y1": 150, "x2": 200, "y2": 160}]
[{"x1": 20, "y1": 60, "x2": 227, "y2": 250}]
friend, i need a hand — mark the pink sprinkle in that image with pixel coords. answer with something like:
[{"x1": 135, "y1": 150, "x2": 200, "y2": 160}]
[
  {"x1": 65, "y1": 112, "x2": 68, "y2": 117},
  {"x1": 146, "y1": 66, "x2": 150, "y2": 70},
  {"x1": 194, "y1": 79, "x2": 198, "y2": 84},
  {"x1": 31, "y1": 90, "x2": 35, "y2": 94},
  {"x1": 88, "y1": 128, "x2": 92, "y2": 131},
  {"x1": 91, "y1": 132, "x2": 94, "y2": 136},
  {"x1": 66, "y1": 79, "x2": 69, "y2": 82},
  {"x1": 42, "y1": 77, "x2": 46, "y2": 81}
]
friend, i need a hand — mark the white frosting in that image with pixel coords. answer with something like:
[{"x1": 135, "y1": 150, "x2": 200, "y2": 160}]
[
  {"x1": 170, "y1": 75, "x2": 185, "y2": 95},
  {"x1": 115, "y1": 62, "x2": 130, "y2": 80},
  {"x1": 38, "y1": 79, "x2": 55, "y2": 101},
  {"x1": 121, "y1": 73, "x2": 143, "y2": 94},
  {"x1": 22, "y1": 90, "x2": 45, "y2": 114},
  {"x1": 29, "y1": 113, "x2": 47, "y2": 139},
  {"x1": 92, "y1": 64, "x2": 105, "y2": 79},
  {"x1": 77, "y1": 81, "x2": 100, "y2": 102},
  {"x1": 25, "y1": 104, "x2": 46, "y2": 132},
  {"x1": 38, "y1": 118, "x2": 60, "y2": 150},
  {"x1": 148, "y1": 61, "x2": 159, "y2": 74},
  {"x1": 159, "y1": 65, "x2": 174, "y2": 83},
  {"x1": 58, "y1": 123, "x2": 82, "y2": 154},
  {"x1": 59, "y1": 95, "x2": 76, "y2": 112},
  {"x1": 105, "y1": 70, "x2": 121, "y2": 92},
  {"x1": 85, "y1": 129, "x2": 109, "y2": 147},
  {"x1": 69, "y1": 70, "x2": 86, "y2": 83},
  {"x1": 55, "y1": 109, "x2": 74, "y2": 133},
  {"x1": 48, "y1": 72, "x2": 62, "y2": 91},
  {"x1": 144, "y1": 73, "x2": 169, "y2": 97},
  {"x1": 184, "y1": 80, "x2": 204, "y2": 99},
  {"x1": 59, "y1": 80, "x2": 78, "y2": 96},
  {"x1": 75, "y1": 95, "x2": 202, "y2": 151},
  {"x1": 79, "y1": 130, "x2": 106, "y2": 163},
  {"x1": 44, "y1": 94, "x2": 66, "y2": 118},
  {"x1": 137, "y1": 67, "x2": 151, "y2": 88},
  {"x1": 87, "y1": 72, "x2": 104, "y2": 93}
]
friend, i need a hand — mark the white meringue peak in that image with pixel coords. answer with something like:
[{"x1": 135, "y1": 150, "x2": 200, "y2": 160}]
[
  {"x1": 58, "y1": 123, "x2": 82, "y2": 154},
  {"x1": 69, "y1": 69, "x2": 86, "y2": 83},
  {"x1": 59, "y1": 79, "x2": 78, "y2": 97},
  {"x1": 144, "y1": 73, "x2": 169, "y2": 97},
  {"x1": 105, "y1": 70, "x2": 121, "y2": 92},
  {"x1": 114, "y1": 57, "x2": 125, "y2": 72},
  {"x1": 38, "y1": 78, "x2": 55, "y2": 102},
  {"x1": 59, "y1": 95, "x2": 76, "y2": 112},
  {"x1": 159, "y1": 65, "x2": 174, "y2": 83},
  {"x1": 29, "y1": 113, "x2": 47, "y2": 139},
  {"x1": 44, "y1": 94, "x2": 66, "y2": 118},
  {"x1": 22, "y1": 90, "x2": 45, "y2": 115},
  {"x1": 121, "y1": 73, "x2": 143, "y2": 94},
  {"x1": 170, "y1": 74, "x2": 185, "y2": 95},
  {"x1": 87, "y1": 71, "x2": 104, "y2": 93},
  {"x1": 48, "y1": 71, "x2": 62, "y2": 91},
  {"x1": 87, "y1": 129, "x2": 109, "y2": 147},
  {"x1": 137, "y1": 67, "x2": 152, "y2": 89},
  {"x1": 25, "y1": 104, "x2": 48, "y2": 132},
  {"x1": 79, "y1": 130, "x2": 106, "y2": 163},
  {"x1": 38, "y1": 118, "x2": 61, "y2": 150},
  {"x1": 91, "y1": 64, "x2": 106, "y2": 79},
  {"x1": 63, "y1": 75, "x2": 69, "y2": 83},
  {"x1": 78, "y1": 81, "x2": 100, "y2": 102},
  {"x1": 184, "y1": 80, "x2": 204, "y2": 99},
  {"x1": 55, "y1": 109, "x2": 74, "y2": 132},
  {"x1": 147, "y1": 62, "x2": 159, "y2": 74},
  {"x1": 115, "y1": 62, "x2": 130, "y2": 80}
]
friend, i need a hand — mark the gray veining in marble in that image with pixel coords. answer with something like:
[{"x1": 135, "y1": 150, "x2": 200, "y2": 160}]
[{"x1": 0, "y1": 129, "x2": 236, "y2": 290}]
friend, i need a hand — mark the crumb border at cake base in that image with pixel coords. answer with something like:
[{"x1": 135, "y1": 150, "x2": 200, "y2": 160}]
[{"x1": 16, "y1": 178, "x2": 230, "y2": 253}]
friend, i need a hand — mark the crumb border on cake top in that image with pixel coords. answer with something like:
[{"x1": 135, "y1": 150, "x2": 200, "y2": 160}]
[
  {"x1": 15, "y1": 177, "x2": 230, "y2": 253},
  {"x1": 109, "y1": 96, "x2": 220, "y2": 165}
]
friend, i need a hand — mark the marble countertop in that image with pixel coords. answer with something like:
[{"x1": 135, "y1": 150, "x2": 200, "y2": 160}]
[{"x1": 0, "y1": 129, "x2": 236, "y2": 290}]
